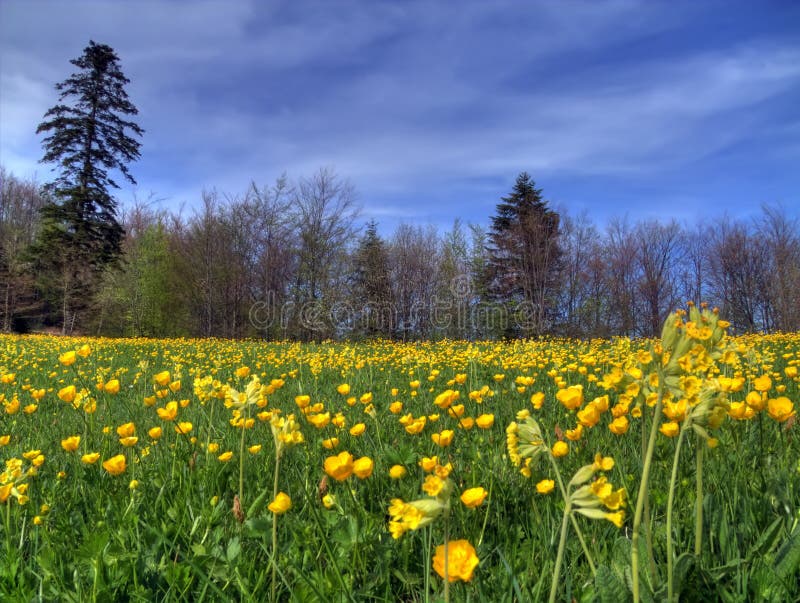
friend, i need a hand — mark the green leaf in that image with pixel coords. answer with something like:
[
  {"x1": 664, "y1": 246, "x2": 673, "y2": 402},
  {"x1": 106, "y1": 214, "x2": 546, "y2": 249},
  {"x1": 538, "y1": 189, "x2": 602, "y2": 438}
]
[
  {"x1": 595, "y1": 564, "x2": 629, "y2": 603},
  {"x1": 242, "y1": 517, "x2": 272, "y2": 539},
  {"x1": 671, "y1": 553, "x2": 694, "y2": 599},
  {"x1": 226, "y1": 537, "x2": 241, "y2": 564},
  {"x1": 773, "y1": 525, "x2": 800, "y2": 582},
  {"x1": 749, "y1": 518, "x2": 783, "y2": 560}
]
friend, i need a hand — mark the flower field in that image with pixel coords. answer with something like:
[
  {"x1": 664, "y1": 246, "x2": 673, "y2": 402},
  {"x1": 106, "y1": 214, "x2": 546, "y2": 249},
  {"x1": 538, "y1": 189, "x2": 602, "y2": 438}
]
[{"x1": 1, "y1": 307, "x2": 799, "y2": 602}]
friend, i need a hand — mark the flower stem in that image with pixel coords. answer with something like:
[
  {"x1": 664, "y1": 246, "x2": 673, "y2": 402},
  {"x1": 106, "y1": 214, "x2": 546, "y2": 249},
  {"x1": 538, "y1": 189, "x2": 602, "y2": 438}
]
[
  {"x1": 694, "y1": 434, "x2": 704, "y2": 556},
  {"x1": 569, "y1": 514, "x2": 597, "y2": 575},
  {"x1": 549, "y1": 499, "x2": 572, "y2": 603},
  {"x1": 547, "y1": 451, "x2": 596, "y2": 575},
  {"x1": 270, "y1": 448, "x2": 282, "y2": 602},
  {"x1": 443, "y1": 510, "x2": 450, "y2": 603},
  {"x1": 666, "y1": 425, "x2": 687, "y2": 602},
  {"x1": 632, "y1": 377, "x2": 664, "y2": 603}
]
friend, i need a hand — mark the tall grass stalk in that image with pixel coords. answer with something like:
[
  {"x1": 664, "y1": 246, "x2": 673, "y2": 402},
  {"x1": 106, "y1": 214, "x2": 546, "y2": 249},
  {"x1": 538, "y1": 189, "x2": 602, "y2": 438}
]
[{"x1": 632, "y1": 374, "x2": 665, "y2": 603}]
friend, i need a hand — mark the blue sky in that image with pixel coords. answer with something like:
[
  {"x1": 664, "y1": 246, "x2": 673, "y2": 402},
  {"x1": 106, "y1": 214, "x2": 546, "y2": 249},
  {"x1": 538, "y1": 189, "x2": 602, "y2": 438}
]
[{"x1": 1, "y1": 0, "x2": 798, "y2": 232}]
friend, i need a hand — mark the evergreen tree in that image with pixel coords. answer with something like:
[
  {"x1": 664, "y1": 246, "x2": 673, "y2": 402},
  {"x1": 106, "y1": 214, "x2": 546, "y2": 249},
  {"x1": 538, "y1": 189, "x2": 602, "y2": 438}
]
[
  {"x1": 352, "y1": 220, "x2": 393, "y2": 338},
  {"x1": 486, "y1": 172, "x2": 561, "y2": 337},
  {"x1": 32, "y1": 41, "x2": 143, "y2": 331}
]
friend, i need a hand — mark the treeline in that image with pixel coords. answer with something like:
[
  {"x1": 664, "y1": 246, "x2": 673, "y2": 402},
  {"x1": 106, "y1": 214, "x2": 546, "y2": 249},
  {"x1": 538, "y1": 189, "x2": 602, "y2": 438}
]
[{"x1": 1, "y1": 165, "x2": 798, "y2": 340}]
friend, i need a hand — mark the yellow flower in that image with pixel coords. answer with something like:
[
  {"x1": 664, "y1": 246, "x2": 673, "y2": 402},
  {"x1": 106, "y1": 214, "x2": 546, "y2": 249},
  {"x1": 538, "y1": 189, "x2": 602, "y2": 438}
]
[
  {"x1": 0, "y1": 435, "x2": 10, "y2": 447},
  {"x1": 577, "y1": 404, "x2": 601, "y2": 428},
  {"x1": 360, "y1": 392, "x2": 373, "y2": 404},
  {"x1": 389, "y1": 465, "x2": 407, "y2": 479},
  {"x1": 785, "y1": 366, "x2": 798, "y2": 378},
  {"x1": 593, "y1": 454, "x2": 615, "y2": 471},
  {"x1": 175, "y1": 422, "x2": 193, "y2": 435},
  {"x1": 268, "y1": 491, "x2": 292, "y2": 514},
  {"x1": 81, "y1": 452, "x2": 101, "y2": 465},
  {"x1": 728, "y1": 401, "x2": 755, "y2": 420},
  {"x1": 659, "y1": 421, "x2": 680, "y2": 437},
  {"x1": 605, "y1": 511, "x2": 625, "y2": 528},
  {"x1": 76, "y1": 344, "x2": 91, "y2": 357},
  {"x1": 148, "y1": 426, "x2": 163, "y2": 439},
  {"x1": 116, "y1": 422, "x2": 136, "y2": 438},
  {"x1": 475, "y1": 414, "x2": 495, "y2": 429},
  {"x1": 324, "y1": 451, "x2": 354, "y2": 481},
  {"x1": 434, "y1": 463, "x2": 453, "y2": 479},
  {"x1": 157, "y1": 401, "x2": 179, "y2": 421},
  {"x1": 433, "y1": 539, "x2": 479, "y2": 582},
  {"x1": 536, "y1": 479, "x2": 555, "y2": 494},
  {"x1": 353, "y1": 456, "x2": 374, "y2": 479},
  {"x1": 337, "y1": 383, "x2": 350, "y2": 395},
  {"x1": 321, "y1": 437, "x2": 339, "y2": 450},
  {"x1": 745, "y1": 391, "x2": 766, "y2": 411},
  {"x1": 753, "y1": 375, "x2": 772, "y2": 392},
  {"x1": 551, "y1": 441, "x2": 569, "y2": 458},
  {"x1": 58, "y1": 385, "x2": 77, "y2": 404},
  {"x1": 154, "y1": 371, "x2": 171, "y2": 387},
  {"x1": 218, "y1": 451, "x2": 233, "y2": 462},
  {"x1": 308, "y1": 412, "x2": 330, "y2": 429},
  {"x1": 422, "y1": 475, "x2": 446, "y2": 497},
  {"x1": 235, "y1": 366, "x2": 251, "y2": 378},
  {"x1": 566, "y1": 424, "x2": 584, "y2": 441},
  {"x1": 349, "y1": 423, "x2": 366, "y2": 436},
  {"x1": 102, "y1": 454, "x2": 127, "y2": 476},
  {"x1": 248, "y1": 444, "x2": 262, "y2": 454},
  {"x1": 59, "y1": 351, "x2": 76, "y2": 366},
  {"x1": 129, "y1": 479, "x2": 140, "y2": 490},
  {"x1": 458, "y1": 416, "x2": 475, "y2": 430},
  {"x1": 431, "y1": 430, "x2": 454, "y2": 447},
  {"x1": 767, "y1": 397, "x2": 795, "y2": 423},
  {"x1": 530, "y1": 391, "x2": 545, "y2": 409},
  {"x1": 556, "y1": 385, "x2": 584, "y2": 410},
  {"x1": 61, "y1": 436, "x2": 80, "y2": 452},
  {"x1": 103, "y1": 379, "x2": 120, "y2": 395},
  {"x1": 389, "y1": 401, "x2": 404, "y2": 414},
  {"x1": 322, "y1": 494, "x2": 336, "y2": 509},
  {"x1": 609, "y1": 416, "x2": 629, "y2": 435},
  {"x1": 119, "y1": 436, "x2": 138, "y2": 447},
  {"x1": 0, "y1": 483, "x2": 13, "y2": 503},
  {"x1": 419, "y1": 456, "x2": 438, "y2": 472},
  {"x1": 460, "y1": 487, "x2": 488, "y2": 508}
]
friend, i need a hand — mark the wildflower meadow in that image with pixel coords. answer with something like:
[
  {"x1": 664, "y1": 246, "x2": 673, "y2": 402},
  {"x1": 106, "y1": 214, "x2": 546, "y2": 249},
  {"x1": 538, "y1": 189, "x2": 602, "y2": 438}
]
[{"x1": 1, "y1": 306, "x2": 799, "y2": 601}]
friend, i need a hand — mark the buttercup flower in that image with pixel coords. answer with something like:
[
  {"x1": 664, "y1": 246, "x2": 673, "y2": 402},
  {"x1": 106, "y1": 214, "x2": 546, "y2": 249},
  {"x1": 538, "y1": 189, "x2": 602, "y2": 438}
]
[
  {"x1": 102, "y1": 454, "x2": 127, "y2": 476},
  {"x1": 460, "y1": 487, "x2": 488, "y2": 508},
  {"x1": 268, "y1": 492, "x2": 292, "y2": 514},
  {"x1": 433, "y1": 539, "x2": 479, "y2": 582},
  {"x1": 324, "y1": 451, "x2": 354, "y2": 481}
]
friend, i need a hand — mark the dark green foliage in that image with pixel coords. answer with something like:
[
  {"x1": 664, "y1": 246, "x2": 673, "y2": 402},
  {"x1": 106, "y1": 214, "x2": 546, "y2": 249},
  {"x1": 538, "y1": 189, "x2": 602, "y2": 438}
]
[
  {"x1": 485, "y1": 172, "x2": 562, "y2": 336},
  {"x1": 352, "y1": 220, "x2": 393, "y2": 338},
  {"x1": 31, "y1": 41, "x2": 143, "y2": 330}
]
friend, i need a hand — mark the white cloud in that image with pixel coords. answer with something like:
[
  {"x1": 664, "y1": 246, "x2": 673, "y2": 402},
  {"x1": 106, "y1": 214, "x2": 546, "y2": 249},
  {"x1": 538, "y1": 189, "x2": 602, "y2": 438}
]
[{"x1": 1, "y1": 0, "x2": 797, "y2": 225}]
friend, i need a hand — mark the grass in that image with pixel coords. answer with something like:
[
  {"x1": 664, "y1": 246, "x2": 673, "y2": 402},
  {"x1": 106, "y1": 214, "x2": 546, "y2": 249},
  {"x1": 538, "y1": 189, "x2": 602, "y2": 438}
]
[{"x1": 0, "y1": 327, "x2": 798, "y2": 601}]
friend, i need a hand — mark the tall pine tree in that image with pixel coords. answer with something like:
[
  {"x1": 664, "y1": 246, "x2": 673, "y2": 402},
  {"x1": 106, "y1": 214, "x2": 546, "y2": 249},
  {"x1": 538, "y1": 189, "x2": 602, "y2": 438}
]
[
  {"x1": 352, "y1": 220, "x2": 393, "y2": 338},
  {"x1": 486, "y1": 172, "x2": 561, "y2": 337},
  {"x1": 32, "y1": 41, "x2": 143, "y2": 332}
]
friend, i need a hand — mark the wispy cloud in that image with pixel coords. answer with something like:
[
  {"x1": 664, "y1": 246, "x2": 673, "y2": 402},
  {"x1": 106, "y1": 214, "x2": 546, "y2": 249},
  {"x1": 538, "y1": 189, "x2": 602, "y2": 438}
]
[{"x1": 1, "y1": 0, "x2": 797, "y2": 227}]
